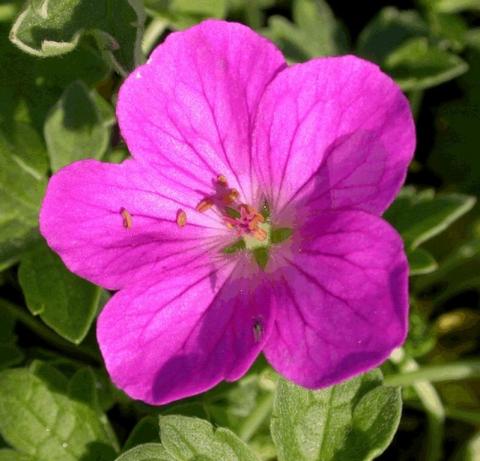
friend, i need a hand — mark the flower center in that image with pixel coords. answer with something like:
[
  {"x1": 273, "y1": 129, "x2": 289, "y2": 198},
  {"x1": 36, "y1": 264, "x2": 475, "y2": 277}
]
[
  {"x1": 196, "y1": 174, "x2": 292, "y2": 269},
  {"x1": 196, "y1": 175, "x2": 269, "y2": 243}
]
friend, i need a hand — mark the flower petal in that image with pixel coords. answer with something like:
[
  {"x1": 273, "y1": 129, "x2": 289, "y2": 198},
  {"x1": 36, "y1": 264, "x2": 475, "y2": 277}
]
[
  {"x1": 253, "y1": 55, "x2": 415, "y2": 215},
  {"x1": 264, "y1": 210, "x2": 408, "y2": 388},
  {"x1": 117, "y1": 20, "x2": 285, "y2": 203},
  {"x1": 97, "y1": 257, "x2": 275, "y2": 404},
  {"x1": 40, "y1": 159, "x2": 226, "y2": 290}
]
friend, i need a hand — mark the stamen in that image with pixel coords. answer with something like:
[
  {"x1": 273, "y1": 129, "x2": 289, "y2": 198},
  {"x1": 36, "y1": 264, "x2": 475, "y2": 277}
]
[
  {"x1": 176, "y1": 209, "x2": 187, "y2": 228},
  {"x1": 252, "y1": 227, "x2": 268, "y2": 241},
  {"x1": 196, "y1": 198, "x2": 214, "y2": 213},
  {"x1": 120, "y1": 208, "x2": 132, "y2": 229},
  {"x1": 216, "y1": 174, "x2": 228, "y2": 187},
  {"x1": 223, "y1": 188, "x2": 239, "y2": 204}
]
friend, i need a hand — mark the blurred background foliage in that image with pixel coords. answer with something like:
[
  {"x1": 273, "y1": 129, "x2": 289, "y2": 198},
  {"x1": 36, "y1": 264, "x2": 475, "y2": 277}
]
[{"x1": 1, "y1": 0, "x2": 480, "y2": 460}]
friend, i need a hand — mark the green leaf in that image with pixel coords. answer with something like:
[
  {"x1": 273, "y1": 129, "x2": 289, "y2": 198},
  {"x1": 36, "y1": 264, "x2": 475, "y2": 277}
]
[
  {"x1": 271, "y1": 370, "x2": 402, "y2": 461},
  {"x1": 384, "y1": 37, "x2": 468, "y2": 90},
  {"x1": 0, "y1": 123, "x2": 47, "y2": 270},
  {"x1": 10, "y1": 0, "x2": 145, "y2": 75},
  {"x1": 428, "y1": 34, "x2": 480, "y2": 192},
  {"x1": 145, "y1": 0, "x2": 227, "y2": 29},
  {"x1": 160, "y1": 415, "x2": 258, "y2": 461},
  {"x1": 408, "y1": 248, "x2": 438, "y2": 276},
  {"x1": 44, "y1": 80, "x2": 112, "y2": 172},
  {"x1": 384, "y1": 188, "x2": 476, "y2": 249},
  {"x1": 0, "y1": 345, "x2": 24, "y2": 371},
  {"x1": 0, "y1": 450, "x2": 35, "y2": 461},
  {"x1": 264, "y1": 0, "x2": 348, "y2": 62},
  {"x1": 123, "y1": 417, "x2": 160, "y2": 452},
  {"x1": 0, "y1": 309, "x2": 24, "y2": 369},
  {"x1": 357, "y1": 7, "x2": 428, "y2": 64},
  {"x1": 0, "y1": 364, "x2": 117, "y2": 461},
  {"x1": 429, "y1": 0, "x2": 480, "y2": 13},
  {"x1": 18, "y1": 239, "x2": 102, "y2": 344},
  {"x1": 116, "y1": 444, "x2": 173, "y2": 461}
]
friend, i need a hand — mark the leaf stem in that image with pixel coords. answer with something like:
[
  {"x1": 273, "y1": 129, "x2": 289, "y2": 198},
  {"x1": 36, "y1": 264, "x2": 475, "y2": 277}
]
[
  {"x1": 142, "y1": 17, "x2": 168, "y2": 55},
  {"x1": 0, "y1": 299, "x2": 101, "y2": 365},
  {"x1": 390, "y1": 349, "x2": 445, "y2": 461},
  {"x1": 238, "y1": 391, "x2": 274, "y2": 442},
  {"x1": 406, "y1": 401, "x2": 480, "y2": 426},
  {"x1": 385, "y1": 360, "x2": 480, "y2": 386}
]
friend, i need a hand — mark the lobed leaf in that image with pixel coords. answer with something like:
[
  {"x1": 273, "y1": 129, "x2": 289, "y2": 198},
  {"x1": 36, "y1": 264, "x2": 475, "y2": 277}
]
[
  {"x1": 116, "y1": 444, "x2": 173, "y2": 461},
  {"x1": 160, "y1": 415, "x2": 258, "y2": 461},
  {"x1": 271, "y1": 369, "x2": 402, "y2": 461},
  {"x1": 0, "y1": 123, "x2": 47, "y2": 269},
  {"x1": 263, "y1": 0, "x2": 348, "y2": 62},
  {"x1": 44, "y1": 80, "x2": 112, "y2": 172},
  {"x1": 385, "y1": 188, "x2": 476, "y2": 250},
  {"x1": 408, "y1": 248, "x2": 438, "y2": 276},
  {"x1": 18, "y1": 240, "x2": 102, "y2": 344},
  {"x1": 10, "y1": 0, "x2": 145, "y2": 75},
  {"x1": 384, "y1": 37, "x2": 469, "y2": 91},
  {"x1": 0, "y1": 363, "x2": 117, "y2": 461}
]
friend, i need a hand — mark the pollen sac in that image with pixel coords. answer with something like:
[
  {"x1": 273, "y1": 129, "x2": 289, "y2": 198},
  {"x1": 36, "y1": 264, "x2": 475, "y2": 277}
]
[
  {"x1": 216, "y1": 174, "x2": 228, "y2": 187},
  {"x1": 120, "y1": 208, "x2": 132, "y2": 229},
  {"x1": 196, "y1": 198, "x2": 214, "y2": 213},
  {"x1": 176, "y1": 209, "x2": 187, "y2": 228}
]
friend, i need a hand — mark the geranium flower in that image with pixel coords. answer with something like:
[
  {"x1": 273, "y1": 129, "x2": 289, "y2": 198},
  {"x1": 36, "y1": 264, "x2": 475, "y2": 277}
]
[{"x1": 40, "y1": 20, "x2": 415, "y2": 404}]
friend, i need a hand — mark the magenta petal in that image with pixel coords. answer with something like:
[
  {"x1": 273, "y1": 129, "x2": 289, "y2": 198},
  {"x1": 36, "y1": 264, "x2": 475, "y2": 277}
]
[
  {"x1": 264, "y1": 210, "x2": 408, "y2": 389},
  {"x1": 40, "y1": 159, "x2": 225, "y2": 290},
  {"x1": 117, "y1": 20, "x2": 285, "y2": 202},
  {"x1": 97, "y1": 258, "x2": 275, "y2": 404},
  {"x1": 253, "y1": 55, "x2": 415, "y2": 215}
]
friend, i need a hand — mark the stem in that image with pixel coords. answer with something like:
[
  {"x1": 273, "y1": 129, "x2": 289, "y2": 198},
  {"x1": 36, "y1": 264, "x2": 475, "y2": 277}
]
[
  {"x1": 238, "y1": 392, "x2": 274, "y2": 442},
  {"x1": 142, "y1": 17, "x2": 168, "y2": 55},
  {"x1": 0, "y1": 299, "x2": 101, "y2": 365},
  {"x1": 408, "y1": 90, "x2": 424, "y2": 121},
  {"x1": 390, "y1": 349, "x2": 445, "y2": 461},
  {"x1": 385, "y1": 360, "x2": 480, "y2": 386},
  {"x1": 406, "y1": 401, "x2": 480, "y2": 426}
]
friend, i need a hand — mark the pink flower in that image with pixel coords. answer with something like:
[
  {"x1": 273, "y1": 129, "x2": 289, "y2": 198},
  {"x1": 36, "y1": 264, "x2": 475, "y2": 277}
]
[{"x1": 40, "y1": 20, "x2": 415, "y2": 404}]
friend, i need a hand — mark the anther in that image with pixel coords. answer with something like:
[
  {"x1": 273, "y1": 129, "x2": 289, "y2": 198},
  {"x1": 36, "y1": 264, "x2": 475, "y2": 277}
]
[
  {"x1": 223, "y1": 188, "x2": 239, "y2": 204},
  {"x1": 216, "y1": 174, "x2": 228, "y2": 187},
  {"x1": 196, "y1": 198, "x2": 214, "y2": 213},
  {"x1": 120, "y1": 208, "x2": 132, "y2": 229},
  {"x1": 252, "y1": 227, "x2": 268, "y2": 241},
  {"x1": 176, "y1": 209, "x2": 187, "y2": 228}
]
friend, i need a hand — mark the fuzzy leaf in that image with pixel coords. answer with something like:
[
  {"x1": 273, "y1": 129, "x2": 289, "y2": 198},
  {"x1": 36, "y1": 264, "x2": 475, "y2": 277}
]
[
  {"x1": 144, "y1": 0, "x2": 227, "y2": 29},
  {"x1": 10, "y1": 0, "x2": 145, "y2": 74},
  {"x1": 0, "y1": 309, "x2": 24, "y2": 370},
  {"x1": 116, "y1": 444, "x2": 173, "y2": 461},
  {"x1": 429, "y1": 0, "x2": 480, "y2": 13},
  {"x1": 0, "y1": 450, "x2": 35, "y2": 461},
  {"x1": 44, "y1": 81, "x2": 111, "y2": 171},
  {"x1": 384, "y1": 37, "x2": 468, "y2": 90},
  {"x1": 123, "y1": 417, "x2": 160, "y2": 452},
  {"x1": 0, "y1": 364, "x2": 117, "y2": 461},
  {"x1": 18, "y1": 240, "x2": 102, "y2": 344},
  {"x1": 0, "y1": 123, "x2": 47, "y2": 269},
  {"x1": 357, "y1": 7, "x2": 428, "y2": 64},
  {"x1": 385, "y1": 188, "x2": 476, "y2": 250},
  {"x1": 264, "y1": 0, "x2": 348, "y2": 62},
  {"x1": 271, "y1": 370, "x2": 402, "y2": 461},
  {"x1": 160, "y1": 415, "x2": 258, "y2": 461},
  {"x1": 408, "y1": 248, "x2": 438, "y2": 276}
]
